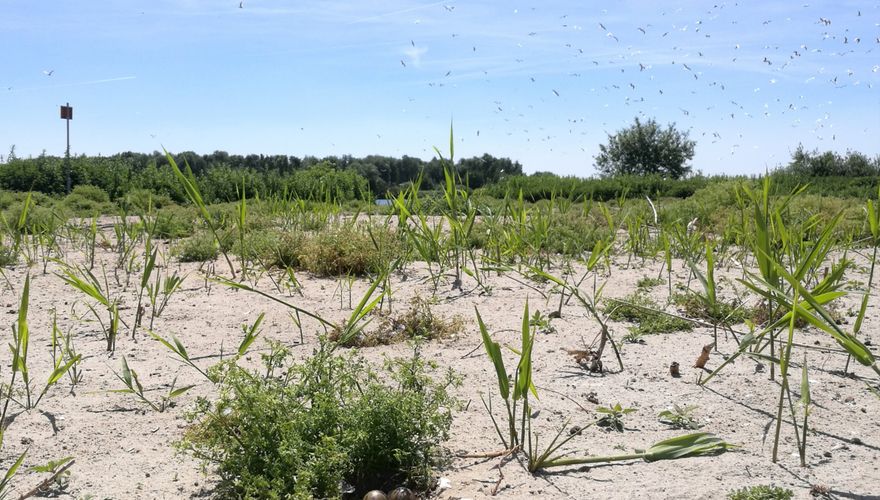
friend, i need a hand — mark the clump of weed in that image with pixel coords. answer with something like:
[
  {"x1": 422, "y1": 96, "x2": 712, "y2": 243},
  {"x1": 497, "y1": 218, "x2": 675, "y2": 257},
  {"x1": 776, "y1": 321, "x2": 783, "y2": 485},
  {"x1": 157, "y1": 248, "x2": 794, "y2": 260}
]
[
  {"x1": 247, "y1": 229, "x2": 305, "y2": 269},
  {"x1": 636, "y1": 276, "x2": 664, "y2": 289},
  {"x1": 341, "y1": 296, "x2": 463, "y2": 347},
  {"x1": 605, "y1": 292, "x2": 693, "y2": 335},
  {"x1": 673, "y1": 292, "x2": 752, "y2": 326},
  {"x1": 299, "y1": 223, "x2": 400, "y2": 277},
  {"x1": 175, "y1": 231, "x2": 218, "y2": 263},
  {"x1": 596, "y1": 402, "x2": 636, "y2": 432},
  {"x1": 658, "y1": 404, "x2": 702, "y2": 430},
  {"x1": 529, "y1": 309, "x2": 556, "y2": 334},
  {"x1": 63, "y1": 185, "x2": 113, "y2": 214},
  {"x1": 0, "y1": 244, "x2": 16, "y2": 267},
  {"x1": 153, "y1": 205, "x2": 196, "y2": 239},
  {"x1": 180, "y1": 341, "x2": 458, "y2": 498},
  {"x1": 122, "y1": 188, "x2": 173, "y2": 211},
  {"x1": 728, "y1": 484, "x2": 794, "y2": 500}
]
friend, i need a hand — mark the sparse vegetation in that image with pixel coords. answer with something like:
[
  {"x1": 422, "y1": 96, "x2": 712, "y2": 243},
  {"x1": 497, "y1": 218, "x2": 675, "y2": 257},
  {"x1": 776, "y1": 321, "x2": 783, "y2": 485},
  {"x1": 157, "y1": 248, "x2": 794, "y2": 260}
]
[
  {"x1": 0, "y1": 148, "x2": 876, "y2": 498},
  {"x1": 728, "y1": 484, "x2": 794, "y2": 500}
]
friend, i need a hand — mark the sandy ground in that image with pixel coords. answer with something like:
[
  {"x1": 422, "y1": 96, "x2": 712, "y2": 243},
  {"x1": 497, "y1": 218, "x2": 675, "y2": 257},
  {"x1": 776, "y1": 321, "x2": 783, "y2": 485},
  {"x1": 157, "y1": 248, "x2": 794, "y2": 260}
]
[{"x1": 1, "y1": 231, "x2": 878, "y2": 500}]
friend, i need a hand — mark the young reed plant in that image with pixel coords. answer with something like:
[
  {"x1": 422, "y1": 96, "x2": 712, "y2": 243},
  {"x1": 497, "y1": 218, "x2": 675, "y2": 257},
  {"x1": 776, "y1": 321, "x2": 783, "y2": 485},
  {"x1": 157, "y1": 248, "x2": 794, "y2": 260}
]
[
  {"x1": 57, "y1": 263, "x2": 123, "y2": 352},
  {"x1": 5, "y1": 275, "x2": 82, "y2": 411},
  {"x1": 166, "y1": 150, "x2": 237, "y2": 277}
]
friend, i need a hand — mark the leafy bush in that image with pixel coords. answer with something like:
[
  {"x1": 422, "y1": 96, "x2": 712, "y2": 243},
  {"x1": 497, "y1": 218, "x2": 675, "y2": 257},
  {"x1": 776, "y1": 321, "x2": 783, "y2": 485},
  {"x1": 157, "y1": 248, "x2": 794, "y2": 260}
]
[
  {"x1": 299, "y1": 223, "x2": 400, "y2": 276},
  {"x1": 175, "y1": 232, "x2": 218, "y2": 262},
  {"x1": 153, "y1": 205, "x2": 196, "y2": 239},
  {"x1": 728, "y1": 484, "x2": 794, "y2": 500},
  {"x1": 637, "y1": 276, "x2": 665, "y2": 289},
  {"x1": 180, "y1": 342, "x2": 458, "y2": 498},
  {"x1": 63, "y1": 185, "x2": 113, "y2": 214},
  {"x1": 121, "y1": 188, "x2": 173, "y2": 211},
  {"x1": 2, "y1": 202, "x2": 65, "y2": 235}
]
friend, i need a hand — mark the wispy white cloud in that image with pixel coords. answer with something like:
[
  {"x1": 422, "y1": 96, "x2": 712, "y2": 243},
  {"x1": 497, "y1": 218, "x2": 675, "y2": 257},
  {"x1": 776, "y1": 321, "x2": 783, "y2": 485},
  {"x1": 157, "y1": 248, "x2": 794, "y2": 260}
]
[
  {"x1": 8, "y1": 76, "x2": 136, "y2": 93},
  {"x1": 403, "y1": 45, "x2": 429, "y2": 67},
  {"x1": 348, "y1": 0, "x2": 448, "y2": 24}
]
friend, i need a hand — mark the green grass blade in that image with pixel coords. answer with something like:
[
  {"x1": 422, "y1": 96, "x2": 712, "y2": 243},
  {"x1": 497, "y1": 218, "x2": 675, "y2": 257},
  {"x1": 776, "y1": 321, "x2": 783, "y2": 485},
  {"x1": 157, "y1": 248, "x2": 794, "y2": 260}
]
[{"x1": 476, "y1": 306, "x2": 510, "y2": 400}]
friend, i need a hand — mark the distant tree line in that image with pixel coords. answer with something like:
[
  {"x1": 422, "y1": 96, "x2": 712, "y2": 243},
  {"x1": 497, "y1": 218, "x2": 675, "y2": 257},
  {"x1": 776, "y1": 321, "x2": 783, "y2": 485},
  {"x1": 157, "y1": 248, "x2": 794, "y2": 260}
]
[
  {"x1": 777, "y1": 145, "x2": 880, "y2": 177},
  {"x1": 1, "y1": 144, "x2": 876, "y2": 205},
  {"x1": 0, "y1": 148, "x2": 523, "y2": 203}
]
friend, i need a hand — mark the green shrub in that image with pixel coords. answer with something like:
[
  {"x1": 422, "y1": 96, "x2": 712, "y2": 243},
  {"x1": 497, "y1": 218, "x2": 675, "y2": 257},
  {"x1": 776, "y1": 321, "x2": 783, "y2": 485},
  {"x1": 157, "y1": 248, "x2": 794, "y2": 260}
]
[
  {"x1": 153, "y1": 205, "x2": 196, "y2": 239},
  {"x1": 63, "y1": 185, "x2": 113, "y2": 214},
  {"x1": 180, "y1": 342, "x2": 457, "y2": 498},
  {"x1": 2, "y1": 202, "x2": 65, "y2": 235},
  {"x1": 121, "y1": 188, "x2": 173, "y2": 211},
  {"x1": 299, "y1": 223, "x2": 400, "y2": 276},
  {"x1": 175, "y1": 231, "x2": 218, "y2": 262},
  {"x1": 265, "y1": 229, "x2": 304, "y2": 268},
  {"x1": 728, "y1": 484, "x2": 794, "y2": 500},
  {"x1": 69, "y1": 184, "x2": 110, "y2": 203}
]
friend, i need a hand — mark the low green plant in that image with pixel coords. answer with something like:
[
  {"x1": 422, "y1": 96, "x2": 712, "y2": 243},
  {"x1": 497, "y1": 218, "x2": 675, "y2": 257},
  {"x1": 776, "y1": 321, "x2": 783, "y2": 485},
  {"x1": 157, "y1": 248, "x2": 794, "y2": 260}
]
[
  {"x1": 111, "y1": 357, "x2": 193, "y2": 412},
  {"x1": 57, "y1": 263, "x2": 122, "y2": 351},
  {"x1": 606, "y1": 292, "x2": 693, "y2": 335},
  {"x1": 637, "y1": 276, "x2": 664, "y2": 289},
  {"x1": 6, "y1": 275, "x2": 82, "y2": 410},
  {"x1": 727, "y1": 484, "x2": 794, "y2": 500},
  {"x1": 528, "y1": 309, "x2": 556, "y2": 334},
  {"x1": 343, "y1": 296, "x2": 462, "y2": 347},
  {"x1": 621, "y1": 329, "x2": 646, "y2": 344},
  {"x1": 658, "y1": 404, "x2": 702, "y2": 430},
  {"x1": 175, "y1": 231, "x2": 219, "y2": 263},
  {"x1": 180, "y1": 341, "x2": 457, "y2": 498},
  {"x1": 299, "y1": 222, "x2": 398, "y2": 277},
  {"x1": 596, "y1": 403, "x2": 637, "y2": 432},
  {"x1": 673, "y1": 292, "x2": 751, "y2": 326}
]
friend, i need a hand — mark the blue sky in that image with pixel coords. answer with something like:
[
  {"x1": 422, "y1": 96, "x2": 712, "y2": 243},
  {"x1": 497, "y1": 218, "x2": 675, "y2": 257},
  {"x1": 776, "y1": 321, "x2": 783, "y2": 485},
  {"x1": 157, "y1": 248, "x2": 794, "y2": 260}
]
[{"x1": 1, "y1": 0, "x2": 878, "y2": 177}]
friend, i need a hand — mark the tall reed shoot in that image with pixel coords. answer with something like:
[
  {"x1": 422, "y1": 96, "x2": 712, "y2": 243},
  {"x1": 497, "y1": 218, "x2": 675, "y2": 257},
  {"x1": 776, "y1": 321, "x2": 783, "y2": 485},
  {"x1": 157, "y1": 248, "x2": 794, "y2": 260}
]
[{"x1": 166, "y1": 150, "x2": 237, "y2": 278}]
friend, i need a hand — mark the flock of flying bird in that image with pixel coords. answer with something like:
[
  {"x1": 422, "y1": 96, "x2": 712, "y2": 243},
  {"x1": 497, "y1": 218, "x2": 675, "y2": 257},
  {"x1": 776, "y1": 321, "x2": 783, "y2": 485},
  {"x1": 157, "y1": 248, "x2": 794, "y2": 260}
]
[
  {"x1": 8, "y1": 2, "x2": 876, "y2": 170},
  {"x1": 392, "y1": 2, "x2": 877, "y2": 165}
]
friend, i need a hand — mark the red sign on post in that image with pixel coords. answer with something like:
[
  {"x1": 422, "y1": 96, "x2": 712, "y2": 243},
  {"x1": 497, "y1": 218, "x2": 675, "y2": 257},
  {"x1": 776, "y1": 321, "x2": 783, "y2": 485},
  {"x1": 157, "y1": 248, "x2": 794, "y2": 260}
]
[{"x1": 60, "y1": 105, "x2": 73, "y2": 120}]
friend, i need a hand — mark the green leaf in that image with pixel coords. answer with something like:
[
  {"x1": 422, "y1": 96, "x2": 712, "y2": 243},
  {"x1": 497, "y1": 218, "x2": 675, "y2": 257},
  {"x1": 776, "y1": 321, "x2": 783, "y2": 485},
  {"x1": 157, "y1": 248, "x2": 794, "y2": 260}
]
[
  {"x1": 45, "y1": 354, "x2": 81, "y2": 386},
  {"x1": 238, "y1": 312, "x2": 265, "y2": 356},
  {"x1": 643, "y1": 432, "x2": 735, "y2": 462},
  {"x1": 0, "y1": 449, "x2": 27, "y2": 491},
  {"x1": 476, "y1": 307, "x2": 509, "y2": 400}
]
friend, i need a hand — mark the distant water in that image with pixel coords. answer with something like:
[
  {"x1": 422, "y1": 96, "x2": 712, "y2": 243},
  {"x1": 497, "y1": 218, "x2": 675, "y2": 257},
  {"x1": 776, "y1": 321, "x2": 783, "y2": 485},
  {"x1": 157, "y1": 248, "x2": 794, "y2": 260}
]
[{"x1": 375, "y1": 199, "x2": 392, "y2": 206}]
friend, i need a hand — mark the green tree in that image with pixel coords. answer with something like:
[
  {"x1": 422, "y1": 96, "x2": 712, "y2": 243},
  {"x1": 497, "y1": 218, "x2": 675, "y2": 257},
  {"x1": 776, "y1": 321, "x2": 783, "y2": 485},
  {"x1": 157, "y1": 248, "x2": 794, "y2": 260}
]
[{"x1": 595, "y1": 117, "x2": 696, "y2": 179}]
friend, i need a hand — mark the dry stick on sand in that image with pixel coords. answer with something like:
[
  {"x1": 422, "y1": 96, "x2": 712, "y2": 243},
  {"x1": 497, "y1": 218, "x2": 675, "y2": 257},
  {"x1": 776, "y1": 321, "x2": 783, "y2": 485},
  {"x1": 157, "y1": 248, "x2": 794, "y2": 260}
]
[{"x1": 457, "y1": 445, "x2": 520, "y2": 459}]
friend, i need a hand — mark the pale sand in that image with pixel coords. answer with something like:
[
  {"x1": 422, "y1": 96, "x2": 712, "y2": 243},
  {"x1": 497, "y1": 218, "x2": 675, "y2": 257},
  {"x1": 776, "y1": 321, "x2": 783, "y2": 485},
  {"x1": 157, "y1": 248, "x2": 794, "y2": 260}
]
[{"x1": 2, "y1": 235, "x2": 877, "y2": 499}]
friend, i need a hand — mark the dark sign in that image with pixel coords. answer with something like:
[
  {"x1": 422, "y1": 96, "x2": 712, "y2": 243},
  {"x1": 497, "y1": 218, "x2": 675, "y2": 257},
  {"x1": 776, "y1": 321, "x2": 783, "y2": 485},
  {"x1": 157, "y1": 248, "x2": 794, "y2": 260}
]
[{"x1": 60, "y1": 105, "x2": 73, "y2": 120}]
